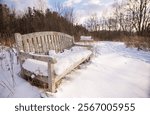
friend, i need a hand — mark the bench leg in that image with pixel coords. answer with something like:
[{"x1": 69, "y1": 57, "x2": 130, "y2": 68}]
[
  {"x1": 48, "y1": 80, "x2": 56, "y2": 93},
  {"x1": 48, "y1": 61, "x2": 56, "y2": 93}
]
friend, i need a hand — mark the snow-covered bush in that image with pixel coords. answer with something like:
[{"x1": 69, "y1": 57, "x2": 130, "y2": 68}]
[{"x1": 0, "y1": 45, "x2": 18, "y2": 97}]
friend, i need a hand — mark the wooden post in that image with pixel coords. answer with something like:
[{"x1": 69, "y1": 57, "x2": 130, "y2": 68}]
[
  {"x1": 15, "y1": 33, "x2": 23, "y2": 51},
  {"x1": 72, "y1": 36, "x2": 75, "y2": 44},
  {"x1": 48, "y1": 60, "x2": 55, "y2": 93},
  {"x1": 15, "y1": 33, "x2": 24, "y2": 76}
]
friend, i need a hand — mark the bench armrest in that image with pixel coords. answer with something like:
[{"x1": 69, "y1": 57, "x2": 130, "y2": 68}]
[{"x1": 19, "y1": 52, "x2": 57, "y2": 64}]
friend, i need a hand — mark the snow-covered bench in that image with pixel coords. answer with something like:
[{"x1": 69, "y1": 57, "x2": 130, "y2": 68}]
[
  {"x1": 15, "y1": 31, "x2": 92, "y2": 92},
  {"x1": 80, "y1": 36, "x2": 94, "y2": 45}
]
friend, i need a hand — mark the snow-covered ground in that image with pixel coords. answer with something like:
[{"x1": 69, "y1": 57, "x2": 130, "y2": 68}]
[{"x1": 0, "y1": 41, "x2": 150, "y2": 98}]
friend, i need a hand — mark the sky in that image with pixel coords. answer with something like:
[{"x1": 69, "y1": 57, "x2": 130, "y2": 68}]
[{"x1": 2, "y1": 0, "x2": 120, "y2": 24}]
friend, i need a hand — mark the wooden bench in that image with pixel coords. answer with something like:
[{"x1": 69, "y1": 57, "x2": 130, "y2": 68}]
[
  {"x1": 15, "y1": 31, "x2": 92, "y2": 93},
  {"x1": 80, "y1": 36, "x2": 94, "y2": 45}
]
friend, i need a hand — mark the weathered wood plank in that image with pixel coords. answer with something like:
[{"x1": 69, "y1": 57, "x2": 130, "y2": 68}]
[
  {"x1": 22, "y1": 37, "x2": 29, "y2": 52},
  {"x1": 28, "y1": 38, "x2": 34, "y2": 52},
  {"x1": 74, "y1": 44, "x2": 93, "y2": 50},
  {"x1": 52, "y1": 35, "x2": 56, "y2": 51},
  {"x1": 55, "y1": 53, "x2": 92, "y2": 83},
  {"x1": 48, "y1": 35, "x2": 53, "y2": 50},
  {"x1": 23, "y1": 68, "x2": 48, "y2": 83},
  {"x1": 57, "y1": 35, "x2": 61, "y2": 52},
  {"x1": 54, "y1": 35, "x2": 58, "y2": 52},
  {"x1": 48, "y1": 61, "x2": 55, "y2": 93},
  {"x1": 33, "y1": 37, "x2": 39, "y2": 53},
  {"x1": 16, "y1": 31, "x2": 74, "y2": 53},
  {"x1": 19, "y1": 52, "x2": 57, "y2": 63},
  {"x1": 41, "y1": 36, "x2": 47, "y2": 53},
  {"x1": 59, "y1": 35, "x2": 63, "y2": 52},
  {"x1": 37, "y1": 36, "x2": 42, "y2": 53},
  {"x1": 61, "y1": 35, "x2": 65, "y2": 50},
  {"x1": 15, "y1": 33, "x2": 24, "y2": 51},
  {"x1": 45, "y1": 35, "x2": 50, "y2": 51},
  {"x1": 64, "y1": 37, "x2": 67, "y2": 48}
]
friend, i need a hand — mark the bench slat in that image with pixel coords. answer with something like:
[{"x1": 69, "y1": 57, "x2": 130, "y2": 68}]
[
  {"x1": 45, "y1": 35, "x2": 49, "y2": 52},
  {"x1": 19, "y1": 52, "x2": 56, "y2": 63},
  {"x1": 48, "y1": 35, "x2": 53, "y2": 50},
  {"x1": 59, "y1": 35, "x2": 62, "y2": 50},
  {"x1": 33, "y1": 37, "x2": 39, "y2": 53},
  {"x1": 22, "y1": 37, "x2": 29, "y2": 52},
  {"x1": 37, "y1": 36, "x2": 43, "y2": 53},
  {"x1": 41, "y1": 36, "x2": 46, "y2": 53},
  {"x1": 28, "y1": 38, "x2": 34, "y2": 52},
  {"x1": 52, "y1": 35, "x2": 56, "y2": 51},
  {"x1": 15, "y1": 33, "x2": 24, "y2": 51}
]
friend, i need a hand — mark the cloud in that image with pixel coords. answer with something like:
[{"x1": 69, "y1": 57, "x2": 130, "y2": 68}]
[
  {"x1": 5, "y1": 0, "x2": 116, "y2": 24},
  {"x1": 64, "y1": 0, "x2": 82, "y2": 7},
  {"x1": 88, "y1": 0, "x2": 101, "y2": 4},
  {"x1": 64, "y1": 0, "x2": 101, "y2": 7},
  {"x1": 74, "y1": 0, "x2": 114, "y2": 24},
  {"x1": 5, "y1": 0, "x2": 51, "y2": 12},
  {"x1": 65, "y1": 0, "x2": 115, "y2": 24},
  {"x1": 11, "y1": 0, "x2": 18, "y2": 2}
]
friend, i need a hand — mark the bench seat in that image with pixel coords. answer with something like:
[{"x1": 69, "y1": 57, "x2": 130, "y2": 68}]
[{"x1": 22, "y1": 46, "x2": 92, "y2": 77}]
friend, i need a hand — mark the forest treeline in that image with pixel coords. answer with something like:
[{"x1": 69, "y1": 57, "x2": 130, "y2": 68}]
[
  {"x1": 0, "y1": 3, "x2": 88, "y2": 45},
  {"x1": 84, "y1": 0, "x2": 150, "y2": 50},
  {"x1": 0, "y1": 0, "x2": 150, "y2": 50},
  {"x1": 84, "y1": 0, "x2": 150, "y2": 39}
]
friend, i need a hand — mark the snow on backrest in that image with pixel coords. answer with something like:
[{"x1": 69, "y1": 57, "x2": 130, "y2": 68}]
[
  {"x1": 15, "y1": 32, "x2": 74, "y2": 54},
  {"x1": 80, "y1": 36, "x2": 93, "y2": 41}
]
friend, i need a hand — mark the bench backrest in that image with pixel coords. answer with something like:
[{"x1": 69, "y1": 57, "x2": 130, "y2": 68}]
[{"x1": 15, "y1": 31, "x2": 74, "y2": 54}]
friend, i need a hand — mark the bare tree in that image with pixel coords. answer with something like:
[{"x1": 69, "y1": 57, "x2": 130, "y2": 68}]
[
  {"x1": 54, "y1": 2, "x2": 64, "y2": 15},
  {"x1": 54, "y1": 2, "x2": 75, "y2": 24},
  {"x1": 35, "y1": 0, "x2": 47, "y2": 12},
  {"x1": 63, "y1": 7, "x2": 74, "y2": 23},
  {"x1": 113, "y1": 2, "x2": 130, "y2": 32},
  {"x1": 85, "y1": 13, "x2": 99, "y2": 31},
  {"x1": 112, "y1": 0, "x2": 150, "y2": 35},
  {"x1": 127, "y1": 0, "x2": 150, "y2": 35}
]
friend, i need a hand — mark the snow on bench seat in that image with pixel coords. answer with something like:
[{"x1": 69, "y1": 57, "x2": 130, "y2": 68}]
[{"x1": 22, "y1": 46, "x2": 92, "y2": 77}]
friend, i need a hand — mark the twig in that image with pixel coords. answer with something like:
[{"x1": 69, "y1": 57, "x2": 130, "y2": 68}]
[
  {"x1": 0, "y1": 82, "x2": 5, "y2": 88},
  {"x1": 1, "y1": 80, "x2": 14, "y2": 95}
]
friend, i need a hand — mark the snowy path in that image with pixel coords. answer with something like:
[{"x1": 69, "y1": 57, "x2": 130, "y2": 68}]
[
  {"x1": 0, "y1": 42, "x2": 150, "y2": 98},
  {"x1": 54, "y1": 42, "x2": 150, "y2": 98}
]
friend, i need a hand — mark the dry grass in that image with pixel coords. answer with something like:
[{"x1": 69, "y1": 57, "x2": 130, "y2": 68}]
[
  {"x1": 123, "y1": 36, "x2": 150, "y2": 51},
  {"x1": 0, "y1": 45, "x2": 17, "y2": 97}
]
